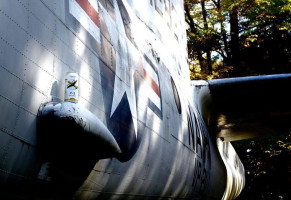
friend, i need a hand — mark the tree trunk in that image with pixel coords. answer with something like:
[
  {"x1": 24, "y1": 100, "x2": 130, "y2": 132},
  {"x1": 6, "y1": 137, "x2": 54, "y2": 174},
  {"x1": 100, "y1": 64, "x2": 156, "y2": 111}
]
[
  {"x1": 221, "y1": 22, "x2": 231, "y2": 64},
  {"x1": 230, "y1": 5, "x2": 240, "y2": 76},
  {"x1": 216, "y1": 0, "x2": 231, "y2": 65},
  {"x1": 184, "y1": 3, "x2": 205, "y2": 70},
  {"x1": 201, "y1": 0, "x2": 212, "y2": 73}
]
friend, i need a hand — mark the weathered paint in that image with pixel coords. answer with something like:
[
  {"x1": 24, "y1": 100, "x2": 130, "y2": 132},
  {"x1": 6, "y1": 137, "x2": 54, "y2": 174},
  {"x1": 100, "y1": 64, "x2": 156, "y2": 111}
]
[{"x1": 0, "y1": 0, "x2": 290, "y2": 200}]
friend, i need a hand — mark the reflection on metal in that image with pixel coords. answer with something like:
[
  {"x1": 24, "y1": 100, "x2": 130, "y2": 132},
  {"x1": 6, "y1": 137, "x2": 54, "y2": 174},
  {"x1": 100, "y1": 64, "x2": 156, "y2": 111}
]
[
  {"x1": 0, "y1": 0, "x2": 290, "y2": 199},
  {"x1": 217, "y1": 139, "x2": 245, "y2": 200},
  {"x1": 171, "y1": 77, "x2": 182, "y2": 114},
  {"x1": 37, "y1": 162, "x2": 52, "y2": 181},
  {"x1": 207, "y1": 74, "x2": 291, "y2": 142}
]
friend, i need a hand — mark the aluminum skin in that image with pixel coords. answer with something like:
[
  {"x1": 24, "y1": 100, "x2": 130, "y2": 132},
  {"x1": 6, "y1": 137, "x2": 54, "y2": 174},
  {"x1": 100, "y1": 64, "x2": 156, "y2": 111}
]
[{"x1": 0, "y1": 0, "x2": 290, "y2": 200}]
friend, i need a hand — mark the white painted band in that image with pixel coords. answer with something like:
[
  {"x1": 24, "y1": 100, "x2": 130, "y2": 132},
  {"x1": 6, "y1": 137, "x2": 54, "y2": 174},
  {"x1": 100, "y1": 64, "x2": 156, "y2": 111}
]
[{"x1": 69, "y1": 0, "x2": 101, "y2": 44}]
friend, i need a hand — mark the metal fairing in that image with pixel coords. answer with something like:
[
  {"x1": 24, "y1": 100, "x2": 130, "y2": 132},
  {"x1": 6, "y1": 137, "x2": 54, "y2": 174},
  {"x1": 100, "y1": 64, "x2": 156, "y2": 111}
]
[{"x1": 2, "y1": 0, "x2": 290, "y2": 200}]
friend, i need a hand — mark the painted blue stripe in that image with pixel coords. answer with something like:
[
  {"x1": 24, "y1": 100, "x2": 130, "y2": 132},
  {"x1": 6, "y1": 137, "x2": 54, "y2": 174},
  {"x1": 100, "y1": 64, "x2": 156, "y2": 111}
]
[{"x1": 148, "y1": 99, "x2": 163, "y2": 119}]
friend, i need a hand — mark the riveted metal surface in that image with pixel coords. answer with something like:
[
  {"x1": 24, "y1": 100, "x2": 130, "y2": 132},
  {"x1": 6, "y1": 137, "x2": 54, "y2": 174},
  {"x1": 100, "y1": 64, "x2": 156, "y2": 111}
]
[{"x1": 0, "y1": 0, "x2": 275, "y2": 199}]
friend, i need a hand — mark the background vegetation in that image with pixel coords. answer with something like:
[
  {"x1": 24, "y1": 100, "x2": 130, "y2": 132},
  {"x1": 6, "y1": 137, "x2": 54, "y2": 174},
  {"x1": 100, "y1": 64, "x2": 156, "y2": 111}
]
[
  {"x1": 184, "y1": 0, "x2": 291, "y2": 199},
  {"x1": 185, "y1": 0, "x2": 291, "y2": 80},
  {"x1": 233, "y1": 134, "x2": 291, "y2": 200}
]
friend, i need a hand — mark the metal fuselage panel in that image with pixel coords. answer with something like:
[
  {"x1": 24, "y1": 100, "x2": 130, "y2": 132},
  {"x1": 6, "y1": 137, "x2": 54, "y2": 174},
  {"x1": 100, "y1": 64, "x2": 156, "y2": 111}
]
[{"x1": 0, "y1": 0, "x2": 228, "y2": 199}]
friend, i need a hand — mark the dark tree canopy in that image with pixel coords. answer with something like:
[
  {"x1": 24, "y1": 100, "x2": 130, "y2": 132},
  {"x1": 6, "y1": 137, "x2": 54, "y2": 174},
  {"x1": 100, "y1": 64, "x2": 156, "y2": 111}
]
[
  {"x1": 185, "y1": 0, "x2": 291, "y2": 80},
  {"x1": 233, "y1": 134, "x2": 291, "y2": 200}
]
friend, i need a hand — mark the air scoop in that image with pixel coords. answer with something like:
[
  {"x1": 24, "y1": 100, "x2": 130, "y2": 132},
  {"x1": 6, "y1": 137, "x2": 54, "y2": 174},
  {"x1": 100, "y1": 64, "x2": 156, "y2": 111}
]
[{"x1": 37, "y1": 102, "x2": 122, "y2": 179}]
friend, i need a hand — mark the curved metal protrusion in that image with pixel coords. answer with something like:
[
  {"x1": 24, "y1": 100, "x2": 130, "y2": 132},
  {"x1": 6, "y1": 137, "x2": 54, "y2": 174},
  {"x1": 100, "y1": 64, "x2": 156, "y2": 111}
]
[
  {"x1": 217, "y1": 138, "x2": 245, "y2": 200},
  {"x1": 37, "y1": 101, "x2": 123, "y2": 179}
]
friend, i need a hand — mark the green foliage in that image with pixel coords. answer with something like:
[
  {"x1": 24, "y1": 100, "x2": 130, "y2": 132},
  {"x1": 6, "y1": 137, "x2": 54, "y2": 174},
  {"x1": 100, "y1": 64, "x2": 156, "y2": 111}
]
[
  {"x1": 185, "y1": 0, "x2": 291, "y2": 80},
  {"x1": 232, "y1": 134, "x2": 291, "y2": 199}
]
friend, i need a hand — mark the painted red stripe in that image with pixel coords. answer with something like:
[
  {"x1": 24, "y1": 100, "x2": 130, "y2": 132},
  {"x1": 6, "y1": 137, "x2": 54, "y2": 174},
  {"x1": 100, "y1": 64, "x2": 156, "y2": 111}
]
[
  {"x1": 143, "y1": 69, "x2": 160, "y2": 97},
  {"x1": 76, "y1": 0, "x2": 100, "y2": 27}
]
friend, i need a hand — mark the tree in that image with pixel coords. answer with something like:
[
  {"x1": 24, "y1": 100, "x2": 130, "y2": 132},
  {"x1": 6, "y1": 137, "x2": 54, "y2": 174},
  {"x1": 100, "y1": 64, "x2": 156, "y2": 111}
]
[
  {"x1": 185, "y1": 0, "x2": 291, "y2": 80},
  {"x1": 232, "y1": 134, "x2": 291, "y2": 200}
]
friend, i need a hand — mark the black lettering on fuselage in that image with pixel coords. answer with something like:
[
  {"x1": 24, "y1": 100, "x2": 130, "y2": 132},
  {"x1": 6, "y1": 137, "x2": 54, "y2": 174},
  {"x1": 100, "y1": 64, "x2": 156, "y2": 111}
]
[{"x1": 188, "y1": 106, "x2": 211, "y2": 194}]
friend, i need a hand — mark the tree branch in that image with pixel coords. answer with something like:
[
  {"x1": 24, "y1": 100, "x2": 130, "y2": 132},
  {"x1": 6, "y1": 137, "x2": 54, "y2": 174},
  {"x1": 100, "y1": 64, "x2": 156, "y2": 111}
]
[{"x1": 185, "y1": 2, "x2": 197, "y2": 33}]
